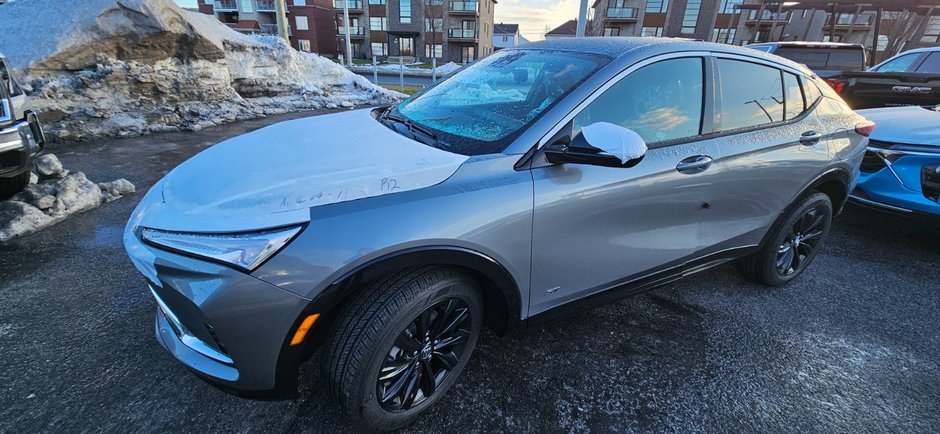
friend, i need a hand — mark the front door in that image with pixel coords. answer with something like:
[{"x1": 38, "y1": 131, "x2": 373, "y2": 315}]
[{"x1": 529, "y1": 56, "x2": 725, "y2": 315}]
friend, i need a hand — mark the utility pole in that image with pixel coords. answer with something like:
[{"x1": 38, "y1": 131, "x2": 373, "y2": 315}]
[
  {"x1": 275, "y1": 0, "x2": 290, "y2": 43},
  {"x1": 576, "y1": 0, "x2": 588, "y2": 37},
  {"x1": 342, "y1": 0, "x2": 353, "y2": 66}
]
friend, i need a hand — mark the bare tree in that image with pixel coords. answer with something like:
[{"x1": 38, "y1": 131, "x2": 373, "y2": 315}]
[{"x1": 419, "y1": 0, "x2": 445, "y2": 61}]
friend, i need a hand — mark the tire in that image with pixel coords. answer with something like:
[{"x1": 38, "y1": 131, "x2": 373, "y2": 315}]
[
  {"x1": 0, "y1": 170, "x2": 30, "y2": 201},
  {"x1": 738, "y1": 192, "x2": 833, "y2": 287},
  {"x1": 322, "y1": 266, "x2": 483, "y2": 432}
]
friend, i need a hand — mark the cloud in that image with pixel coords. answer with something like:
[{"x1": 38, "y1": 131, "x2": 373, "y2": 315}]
[{"x1": 494, "y1": 0, "x2": 581, "y2": 41}]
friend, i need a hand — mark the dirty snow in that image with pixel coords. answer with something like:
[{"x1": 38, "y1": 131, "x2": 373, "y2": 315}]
[
  {"x1": 0, "y1": 154, "x2": 135, "y2": 242},
  {"x1": 0, "y1": 0, "x2": 401, "y2": 141}
]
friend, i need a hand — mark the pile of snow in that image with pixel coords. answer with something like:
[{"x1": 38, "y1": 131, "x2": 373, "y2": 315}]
[
  {"x1": 0, "y1": 0, "x2": 401, "y2": 141},
  {"x1": 436, "y1": 62, "x2": 463, "y2": 75},
  {"x1": 0, "y1": 155, "x2": 135, "y2": 242}
]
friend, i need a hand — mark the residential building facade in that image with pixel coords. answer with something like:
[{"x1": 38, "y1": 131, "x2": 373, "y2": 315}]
[
  {"x1": 493, "y1": 23, "x2": 528, "y2": 49},
  {"x1": 197, "y1": 0, "x2": 337, "y2": 56},
  {"x1": 545, "y1": 19, "x2": 579, "y2": 39},
  {"x1": 333, "y1": 0, "x2": 496, "y2": 64},
  {"x1": 590, "y1": 0, "x2": 742, "y2": 42}
]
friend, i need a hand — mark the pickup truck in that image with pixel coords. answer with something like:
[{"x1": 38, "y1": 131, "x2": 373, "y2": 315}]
[
  {"x1": 827, "y1": 46, "x2": 940, "y2": 109},
  {"x1": 0, "y1": 53, "x2": 45, "y2": 200},
  {"x1": 747, "y1": 41, "x2": 866, "y2": 78}
]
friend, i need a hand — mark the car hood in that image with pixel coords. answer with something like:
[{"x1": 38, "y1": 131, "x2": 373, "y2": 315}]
[
  {"x1": 132, "y1": 109, "x2": 469, "y2": 233},
  {"x1": 857, "y1": 105, "x2": 940, "y2": 146}
]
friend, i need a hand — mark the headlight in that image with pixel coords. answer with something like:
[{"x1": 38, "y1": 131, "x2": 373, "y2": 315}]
[{"x1": 141, "y1": 226, "x2": 303, "y2": 271}]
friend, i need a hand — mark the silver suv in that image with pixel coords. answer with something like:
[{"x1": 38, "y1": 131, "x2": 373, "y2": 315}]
[
  {"x1": 125, "y1": 38, "x2": 870, "y2": 431},
  {"x1": 0, "y1": 53, "x2": 45, "y2": 199}
]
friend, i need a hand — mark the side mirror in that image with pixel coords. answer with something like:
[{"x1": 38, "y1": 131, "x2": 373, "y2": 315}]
[{"x1": 544, "y1": 122, "x2": 647, "y2": 168}]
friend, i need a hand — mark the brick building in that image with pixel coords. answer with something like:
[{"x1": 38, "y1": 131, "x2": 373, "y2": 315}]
[{"x1": 196, "y1": 0, "x2": 337, "y2": 56}]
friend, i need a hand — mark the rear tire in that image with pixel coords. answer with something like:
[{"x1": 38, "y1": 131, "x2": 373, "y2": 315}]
[
  {"x1": 0, "y1": 170, "x2": 30, "y2": 200},
  {"x1": 321, "y1": 266, "x2": 483, "y2": 432},
  {"x1": 738, "y1": 192, "x2": 833, "y2": 287}
]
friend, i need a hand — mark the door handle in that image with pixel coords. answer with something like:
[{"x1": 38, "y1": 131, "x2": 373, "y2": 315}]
[
  {"x1": 676, "y1": 155, "x2": 713, "y2": 174},
  {"x1": 799, "y1": 131, "x2": 823, "y2": 145}
]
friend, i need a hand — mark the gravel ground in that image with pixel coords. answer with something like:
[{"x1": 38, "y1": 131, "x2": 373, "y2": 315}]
[{"x1": 1, "y1": 110, "x2": 938, "y2": 433}]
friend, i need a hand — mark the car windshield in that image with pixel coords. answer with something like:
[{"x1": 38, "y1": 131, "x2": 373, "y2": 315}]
[{"x1": 388, "y1": 49, "x2": 608, "y2": 156}]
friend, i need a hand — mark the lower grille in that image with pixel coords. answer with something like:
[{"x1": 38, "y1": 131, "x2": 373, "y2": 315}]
[
  {"x1": 922, "y1": 164, "x2": 940, "y2": 202},
  {"x1": 0, "y1": 148, "x2": 23, "y2": 170}
]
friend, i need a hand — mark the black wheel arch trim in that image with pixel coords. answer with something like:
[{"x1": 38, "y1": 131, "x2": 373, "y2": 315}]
[{"x1": 803, "y1": 167, "x2": 851, "y2": 214}]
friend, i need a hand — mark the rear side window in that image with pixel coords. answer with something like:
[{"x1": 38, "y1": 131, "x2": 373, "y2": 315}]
[
  {"x1": 875, "y1": 53, "x2": 920, "y2": 72},
  {"x1": 915, "y1": 52, "x2": 940, "y2": 73},
  {"x1": 826, "y1": 50, "x2": 865, "y2": 70},
  {"x1": 573, "y1": 57, "x2": 704, "y2": 145},
  {"x1": 774, "y1": 48, "x2": 829, "y2": 69},
  {"x1": 784, "y1": 73, "x2": 805, "y2": 119},
  {"x1": 716, "y1": 59, "x2": 784, "y2": 131}
]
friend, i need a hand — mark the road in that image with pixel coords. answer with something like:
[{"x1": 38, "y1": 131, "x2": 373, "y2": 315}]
[
  {"x1": 356, "y1": 71, "x2": 434, "y2": 87},
  {"x1": 1, "y1": 109, "x2": 939, "y2": 432}
]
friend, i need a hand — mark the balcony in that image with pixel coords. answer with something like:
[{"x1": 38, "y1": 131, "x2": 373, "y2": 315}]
[
  {"x1": 260, "y1": 23, "x2": 279, "y2": 34},
  {"x1": 448, "y1": 28, "x2": 478, "y2": 40},
  {"x1": 256, "y1": 0, "x2": 276, "y2": 11},
  {"x1": 745, "y1": 10, "x2": 791, "y2": 23},
  {"x1": 337, "y1": 26, "x2": 366, "y2": 37},
  {"x1": 449, "y1": 1, "x2": 478, "y2": 14},
  {"x1": 214, "y1": 0, "x2": 237, "y2": 11},
  {"x1": 606, "y1": 7, "x2": 638, "y2": 21},
  {"x1": 334, "y1": 0, "x2": 363, "y2": 10}
]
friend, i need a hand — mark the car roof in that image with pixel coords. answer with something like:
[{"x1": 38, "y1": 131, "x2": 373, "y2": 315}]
[
  {"x1": 749, "y1": 41, "x2": 864, "y2": 49},
  {"x1": 513, "y1": 37, "x2": 814, "y2": 76}
]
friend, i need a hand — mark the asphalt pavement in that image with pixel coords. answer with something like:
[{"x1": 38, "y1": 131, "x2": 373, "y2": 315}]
[{"x1": 1, "y1": 109, "x2": 938, "y2": 433}]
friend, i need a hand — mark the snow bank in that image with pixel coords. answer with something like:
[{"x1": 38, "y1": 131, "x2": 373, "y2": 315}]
[
  {"x1": 0, "y1": 154, "x2": 136, "y2": 242},
  {"x1": 0, "y1": 0, "x2": 401, "y2": 141}
]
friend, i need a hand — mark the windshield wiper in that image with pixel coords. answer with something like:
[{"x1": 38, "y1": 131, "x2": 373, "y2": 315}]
[{"x1": 380, "y1": 111, "x2": 450, "y2": 149}]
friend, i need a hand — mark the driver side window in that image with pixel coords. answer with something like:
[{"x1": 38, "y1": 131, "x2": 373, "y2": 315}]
[{"x1": 572, "y1": 57, "x2": 704, "y2": 145}]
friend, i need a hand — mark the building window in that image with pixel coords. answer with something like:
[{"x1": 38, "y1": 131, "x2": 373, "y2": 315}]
[
  {"x1": 368, "y1": 0, "x2": 386, "y2": 3},
  {"x1": 424, "y1": 17, "x2": 443, "y2": 32},
  {"x1": 299, "y1": 39, "x2": 312, "y2": 52},
  {"x1": 646, "y1": 0, "x2": 668, "y2": 14},
  {"x1": 371, "y1": 42, "x2": 388, "y2": 56},
  {"x1": 604, "y1": 27, "x2": 620, "y2": 36},
  {"x1": 681, "y1": 0, "x2": 701, "y2": 34},
  {"x1": 502, "y1": 35, "x2": 509, "y2": 42},
  {"x1": 922, "y1": 16, "x2": 940, "y2": 43},
  {"x1": 640, "y1": 26, "x2": 663, "y2": 37},
  {"x1": 718, "y1": 0, "x2": 740, "y2": 14},
  {"x1": 399, "y1": 37, "x2": 415, "y2": 55},
  {"x1": 400, "y1": 0, "x2": 412, "y2": 23},
  {"x1": 296, "y1": 16, "x2": 309, "y2": 31},
  {"x1": 425, "y1": 43, "x2": 443, "y2": 58},
  {"x1": 294, "y1": 0, "x2": 306, "y2": 5},
  {"x1": 370, "y1": 16, "x2": 387, "y2": 30},
  {"x1": 712, "y1": 28, "x2": 735, "y2": 43},
  {"x1": 460, "y1": 45, "x2": 476, "y2": 63}
]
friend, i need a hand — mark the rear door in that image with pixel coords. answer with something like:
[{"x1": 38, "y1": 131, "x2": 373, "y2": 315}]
[{"x1": 706, "y1": 56, "x2": 831, "y2": 248}]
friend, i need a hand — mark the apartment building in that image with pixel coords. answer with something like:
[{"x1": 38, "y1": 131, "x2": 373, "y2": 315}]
[
  {"x1": 197, "y1": 0, "x2": 337, "y2": 56},
  {"x1": 590, "y1": 0, "x2": 742, "y2": 42},
  {"x1": 333, "y1": 0, "x2": 495, "y2": 63}
]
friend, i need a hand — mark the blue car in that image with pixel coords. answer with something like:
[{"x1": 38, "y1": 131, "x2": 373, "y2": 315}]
[{"x1": 851, "y1": 105, "x2": 940, "y2": 216}]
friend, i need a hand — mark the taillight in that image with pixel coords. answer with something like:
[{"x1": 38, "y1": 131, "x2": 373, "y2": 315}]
[
  {"x1": 826, "y1": 78, "x2": 846, "y2": 94},
  {"x1": 855, "y1": 120, "x2": 876, "y2": 137}
]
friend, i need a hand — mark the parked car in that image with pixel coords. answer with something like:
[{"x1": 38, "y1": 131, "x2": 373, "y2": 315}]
[
  {"x1": 850, "y1": 104, "x2": 940, "y2": 216},
  {"x1": 124, "y1": 38, "x2": 871, "y2": 431},
  {"x1": 747, "y1": 41, "x2": 866, "y2": 78},
  {"x1": 827, "y1": 46, "x2": 940, "y2": 109},
  {"x1": 0, "y1": 53, "x2": 45, "y2": 199}
]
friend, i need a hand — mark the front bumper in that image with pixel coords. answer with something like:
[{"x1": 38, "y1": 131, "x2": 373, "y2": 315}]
[
  {"x1": 851, "y1": 144, "x2": 940, "y2": 216},
  {"x1": 0, "y1": 111, "x2": 44, "y2": 178},
  {"x1": 125, "y1": 228, "x2": 313, "y2": 398}
]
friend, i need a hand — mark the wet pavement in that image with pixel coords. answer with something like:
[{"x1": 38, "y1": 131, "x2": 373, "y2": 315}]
[{"x1": 1, "y1": 110, "x2": 939, "y2": 433}]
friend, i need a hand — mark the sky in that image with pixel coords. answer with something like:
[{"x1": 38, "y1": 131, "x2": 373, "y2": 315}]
[{"x1": 174, "y1": 0, "x2": 578, "y2": 41}]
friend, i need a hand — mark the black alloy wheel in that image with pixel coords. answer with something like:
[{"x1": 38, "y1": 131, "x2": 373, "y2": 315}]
[
  {"x1": 377, "y1": 298, "x2": 472, "y2": 411},
  {"x1": 775, "y1": 204, "x2": 827, "y2": 276}
]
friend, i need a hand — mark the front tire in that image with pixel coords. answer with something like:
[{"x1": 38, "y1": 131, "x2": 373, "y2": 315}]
[
  {"x1": 322, "y1": 266, "x2": 483, "y2": 432},
  {"x1": 738, "y1": 192, "x2": 833, "y2": 287}
]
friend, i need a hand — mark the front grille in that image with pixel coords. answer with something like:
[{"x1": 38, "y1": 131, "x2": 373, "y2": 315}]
[
  {"x1": 860, "y1": 150, "x2": 887, "y2": 173},
  {"x1": 922, "y1": 164, "x2": 940, "y2": 202},
  {"x1": 0, "y1": 148, "x2": 23, "y2": 169}
]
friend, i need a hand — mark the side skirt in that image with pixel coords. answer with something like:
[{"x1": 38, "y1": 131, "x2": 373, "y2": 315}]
[{"x1": 525, "y1": 246, "x2": 758, "y2": 327}]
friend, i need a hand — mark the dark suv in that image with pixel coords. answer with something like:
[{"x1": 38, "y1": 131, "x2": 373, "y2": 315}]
[
  {"x1": 748, "y1": 42, "x2": 867, "y2": 78},
  {"x1": 0, "y1": 54, "x2": 45, "y2": 199}
]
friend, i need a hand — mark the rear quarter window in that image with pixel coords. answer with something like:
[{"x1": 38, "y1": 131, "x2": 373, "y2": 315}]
[{"x1": 915, "y1": 52, "x2": 940, "y2": 73}]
